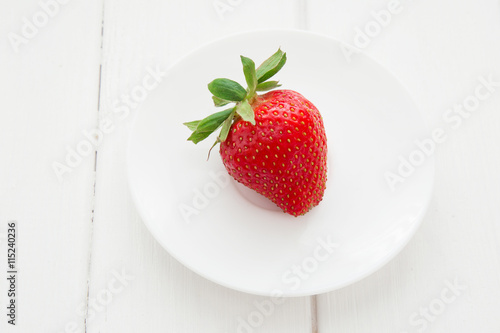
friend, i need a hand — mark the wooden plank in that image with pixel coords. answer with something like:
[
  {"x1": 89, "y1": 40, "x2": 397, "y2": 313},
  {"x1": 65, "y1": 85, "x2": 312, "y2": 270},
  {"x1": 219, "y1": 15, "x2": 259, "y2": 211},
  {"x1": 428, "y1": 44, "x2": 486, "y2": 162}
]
[
  {"x1": 87, "y1": 0, "x2": 314, "y2": 332},
  {"x1": 307, "y1": 0, "x2": 500, "y2": 332},
  {"x1": 0, "y1": 0, "x2": 104, "y2": 332}
]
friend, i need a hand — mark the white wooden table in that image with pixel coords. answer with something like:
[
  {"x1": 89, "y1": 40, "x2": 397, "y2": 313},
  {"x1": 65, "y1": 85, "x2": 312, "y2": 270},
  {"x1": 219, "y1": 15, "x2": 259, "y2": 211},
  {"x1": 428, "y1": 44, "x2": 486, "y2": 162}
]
[{"x1": 1, "y1": 0, "x2": 500, "y2": 332}]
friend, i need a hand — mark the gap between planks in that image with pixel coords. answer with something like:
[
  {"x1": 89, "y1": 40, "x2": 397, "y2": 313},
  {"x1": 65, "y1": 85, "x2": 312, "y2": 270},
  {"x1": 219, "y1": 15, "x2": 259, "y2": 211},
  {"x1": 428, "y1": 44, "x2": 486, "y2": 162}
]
[{"x1": 83, "y1": 1, "x2": 106, "y2": 332}]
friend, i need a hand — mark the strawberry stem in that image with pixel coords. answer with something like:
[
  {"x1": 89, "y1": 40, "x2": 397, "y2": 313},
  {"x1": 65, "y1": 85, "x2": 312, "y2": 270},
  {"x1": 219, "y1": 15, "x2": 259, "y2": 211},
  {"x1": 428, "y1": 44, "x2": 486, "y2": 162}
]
[{"x1": 184, "y1": 48, "x2": 287, "y2": 150}]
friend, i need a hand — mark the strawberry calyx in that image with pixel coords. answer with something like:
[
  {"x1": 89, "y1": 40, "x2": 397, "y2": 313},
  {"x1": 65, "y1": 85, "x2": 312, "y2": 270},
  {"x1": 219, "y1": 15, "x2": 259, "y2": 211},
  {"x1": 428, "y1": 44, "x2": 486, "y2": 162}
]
[{"x1": 183, "y1": 48, "x2": 287, "y2": 147}]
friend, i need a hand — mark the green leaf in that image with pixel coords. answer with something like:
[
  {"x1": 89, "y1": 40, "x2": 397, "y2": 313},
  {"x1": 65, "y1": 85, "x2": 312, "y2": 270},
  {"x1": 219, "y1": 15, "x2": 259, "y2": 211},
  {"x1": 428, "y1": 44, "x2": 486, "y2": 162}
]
[
  {"x1": 256, "y1": 80, "x2": 281, "y2": 92},
  {"x1": 236, "y1": 100, "x2": 255, "y2": 125},
  {"x1": 256, "y1": 48, "x2": 287, "y2": 83},
  {"x1": 212, "y1": 95, "x2": 231, "y2": 107},
  {"x1": 219, "y1": 111, "x2": 234, "y2": 142},
  {"x1": 208, "y1": 78, "x2": 246, "y2": 102},
  {"x1": 183, "y1": 120, "x2": 201, "y2": 131},
  {"x1": 187, "y1": 130, "x2": 212, "y2": 144},
  {"x1": 241, "y1": 56, "x2": 257, "y2": 95},
  {"x1": 187, "y1": 108, "x2": 234, "y2": 144}
]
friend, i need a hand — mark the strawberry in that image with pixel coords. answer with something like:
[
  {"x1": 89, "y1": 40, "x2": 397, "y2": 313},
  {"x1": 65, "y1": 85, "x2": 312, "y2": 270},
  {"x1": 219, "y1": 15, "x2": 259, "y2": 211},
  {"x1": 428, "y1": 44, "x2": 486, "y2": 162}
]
[{"x1": 184, "y1": 49, "x2": 327, "y2": 216}]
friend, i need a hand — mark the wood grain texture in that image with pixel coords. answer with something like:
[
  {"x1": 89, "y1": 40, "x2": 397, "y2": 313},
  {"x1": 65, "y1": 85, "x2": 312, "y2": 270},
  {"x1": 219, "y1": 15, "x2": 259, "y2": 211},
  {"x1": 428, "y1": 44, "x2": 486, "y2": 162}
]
[
  {"x1": 86, "y1": 0, "x2": 314, "y2": 332},
  {"x1": 306, "y1": 0, "x2": 500, "y2": 332},
  {"x1": 0, "y1": 0, "x2": 104, "y2": 332}
]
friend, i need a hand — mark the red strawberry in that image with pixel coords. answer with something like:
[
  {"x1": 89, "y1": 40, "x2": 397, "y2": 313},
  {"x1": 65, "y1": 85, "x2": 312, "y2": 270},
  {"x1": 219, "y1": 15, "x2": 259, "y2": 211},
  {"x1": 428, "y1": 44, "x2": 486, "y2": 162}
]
[{"x1": 184, "y1": 49, "x2": 328, "y2": 216}]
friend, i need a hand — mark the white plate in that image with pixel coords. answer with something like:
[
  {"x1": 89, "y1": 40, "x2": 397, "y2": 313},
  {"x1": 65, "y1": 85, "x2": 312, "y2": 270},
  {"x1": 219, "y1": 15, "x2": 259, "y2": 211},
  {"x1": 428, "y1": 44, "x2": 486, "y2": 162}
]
[{"x1": 127, "y1": 30, "x2": 434, "y2": 296}]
